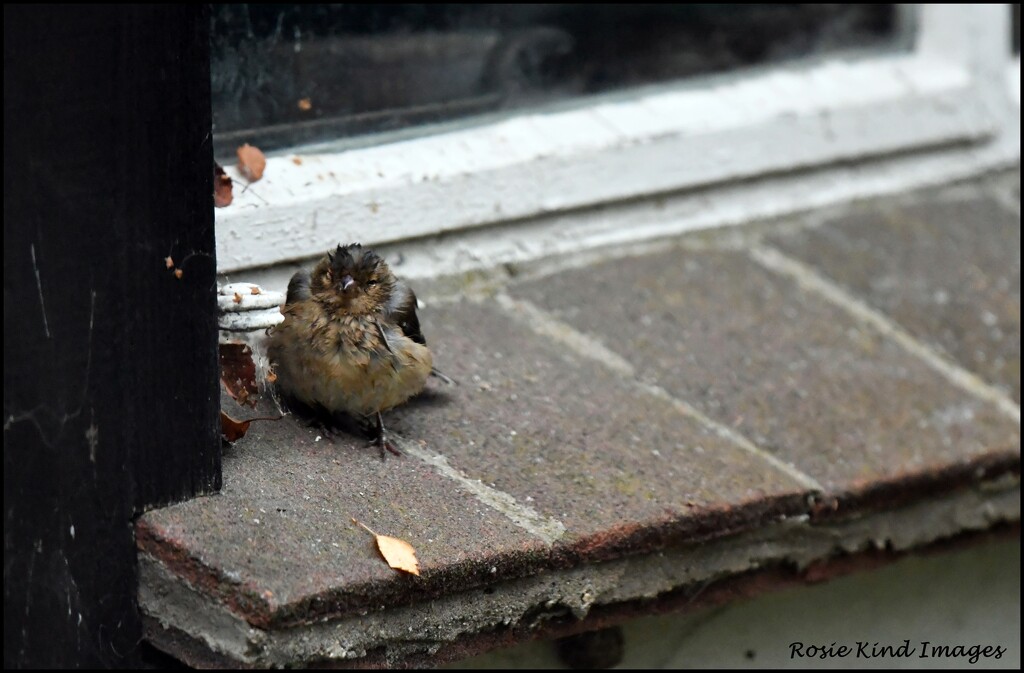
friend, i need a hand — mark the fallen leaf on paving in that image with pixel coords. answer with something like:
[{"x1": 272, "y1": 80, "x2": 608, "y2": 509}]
[
  {"x1": 351, "y1": 518, "x2": 420, "y2": 576},
  {"x1": 214, "y1": 161, "x2": 233, "y2": 207},
  {"x1": 220, "y1": 411, "x2": 251, "y2": 442},
  {"x1": 233, "y1": 292, "x2": 243, "y2": 303},
  {"x1": 251, "y1": 287, "x2": 262, "y2": 295},
  {"x1": 292, "y1": 156, "x2": 303, "y2": 166},
  {"x1": 237, "y1": 143, "x2": 266, "y2": 182},
  {"x1": 174, "y1": 269, "x2": 184, "y2": 279},
  {"x1": 220, "y1": 410, "x2": 282, "y2": 443},
  {"x1": 165, "y1": 256, "x2": 174, "y2": 269},
  {"x1": 376, "y1": 535, "x2": 420, "y2": 576},
  {"x1": 297, "y1": 98, "x2": 312, "y2": 111}
]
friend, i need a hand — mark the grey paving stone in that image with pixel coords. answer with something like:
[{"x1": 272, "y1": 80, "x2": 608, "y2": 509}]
[
  {"x1": 140, "y1": 173, "x2": 1021, "y2": 668},
  {"x1": 391, "y1": 301, "x2": 809, "y2": 558},
  {"x1": 139, "y1": 399, "x2": 547, "y2": 629},
  {"x1": 139, "y1": 300, "x2": 810, "y2": 630},
  {"x1": 769, "y1": 191, "x2": 1020, "y2": 403},
  {"x1": 511, "y1": 246, "x2": 1019, "y2": 500}
]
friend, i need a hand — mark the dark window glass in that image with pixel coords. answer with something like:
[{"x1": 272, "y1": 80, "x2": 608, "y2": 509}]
[{"x1": 211, "y1": 4, "x2": 900, "y2": 157}]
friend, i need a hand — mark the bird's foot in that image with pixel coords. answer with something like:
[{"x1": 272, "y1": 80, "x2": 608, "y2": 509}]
[
  {"x1": 370, "y1": 432, "x2": 402, "y2": 459},
  {"x1": 370, "y1": 411, "x2": 401, "y2": 460}
]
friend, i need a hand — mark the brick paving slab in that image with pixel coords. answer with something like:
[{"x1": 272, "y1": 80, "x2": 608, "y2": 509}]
[
  {"x1": 139, "y1": 391, "x2": 546, "y2": 628},
  {"x1": 511, "y1": 246, "x2": 1020, "y2": 502},
  {"x1": 139, "y1": 175, "x2": 1021, "y2": 667},
  {"x1": 390, "y1": 302, "x2": 810, "y2": 559},
  {"x1": 139, "y1": 295, "x2": 811, "y2": 630},
  {"x1": 768, "y1": 192, "x2": 1020, "y2": 402}
]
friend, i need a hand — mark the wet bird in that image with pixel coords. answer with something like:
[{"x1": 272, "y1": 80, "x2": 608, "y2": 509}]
[{"x1": 268, "y1": 243, "x2": 444, "y2": 457}]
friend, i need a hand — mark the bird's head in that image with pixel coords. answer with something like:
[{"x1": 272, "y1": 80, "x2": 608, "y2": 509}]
[{"x1": 312, "y1": 243, "x2": 396, "y2": 315}]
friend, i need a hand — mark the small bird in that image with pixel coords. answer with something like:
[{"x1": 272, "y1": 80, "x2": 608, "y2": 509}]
[{"x1": 268, "y1": 243, "x2": 438, "y2": 458}]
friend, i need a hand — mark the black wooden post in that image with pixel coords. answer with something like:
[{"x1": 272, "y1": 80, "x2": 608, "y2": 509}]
[{"x1": 4, "y1": 6, "x2": 220, "y2": 667}]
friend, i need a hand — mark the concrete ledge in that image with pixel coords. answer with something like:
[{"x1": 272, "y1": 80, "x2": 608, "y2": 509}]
[
  {"x1": 140, "y1": 481, "x2": 1018, "y2": 667},
  {"x1": 138, "y1": 171, "x2": 1020, "y2": 667}
]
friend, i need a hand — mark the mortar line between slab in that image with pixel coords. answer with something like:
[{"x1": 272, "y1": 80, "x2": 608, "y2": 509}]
[
  {"x1": 391, "y1": 435, "x2": 566, "y2": 545},
  {"x1": 492, "y1": 293, "x2": 825, "y2": 493},
  {"x1": 749, "y1": 245, "x2": 1021, "y2": 424}
]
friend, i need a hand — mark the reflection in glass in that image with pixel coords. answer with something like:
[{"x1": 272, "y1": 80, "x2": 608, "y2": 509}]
[{"x1": 211, "y1": 4, "x2": 900, "y2": 156}]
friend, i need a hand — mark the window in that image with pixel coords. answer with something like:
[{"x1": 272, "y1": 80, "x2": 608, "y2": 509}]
[
  {"x1": 213, "y1": 5, "x2": 1019, "y2": 281},
  {"x1": 211, "y1": 4, "x2": 901, "y2": 155}
]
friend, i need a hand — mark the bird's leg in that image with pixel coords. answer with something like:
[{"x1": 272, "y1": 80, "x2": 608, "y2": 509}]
[
  {"x1": 371, "y1": 411, "x2": 401, "y2": 459},
  {"x1": 325, "y1": 411, "x2": 374, "y2": 445}
]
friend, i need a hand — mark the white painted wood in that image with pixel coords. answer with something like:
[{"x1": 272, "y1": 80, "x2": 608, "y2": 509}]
[
  {"x1": 216, "y1": 55, "x2": 995, "y2": 273},
  {"x1": 1010, "y1": 57, "x2": 1020, "y2": 106},
  {"x1": 216, "y1": 5, "x2": 1016, "y2": 277},
  {"x1": 218, "y1": 309, "x2": 284, "y2": 332},
  {"x1": 918, "y1": 5, "x2": 1014, "y2": 125},
  {"x1": 232, "y1": 115, "x2": 1019, "y2": 294},
  {"x1": 217, "y1": 283, "x2": 285, "y2": 332},
  {"x1": 217, "y1": 283, "x2": 285, "y2": 312},
  {"x1": 918, "y1": 4, "x2": 1010, "y2": 78}
]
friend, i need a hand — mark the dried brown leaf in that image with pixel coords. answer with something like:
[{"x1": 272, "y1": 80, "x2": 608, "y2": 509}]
[
  {"x1": 351, "y1": 518, "x2": 420, "y2": 576},
  {"x1": 174, "y1": 269, "x2": 184, "y2": 280},
  {"x1": 214, "y1": 161, "x2": 233, "y2": 207},
  {"x1": 165, "y1": 256, "x2": 175, "y2": 269},
  {"x1": 297, "y1": 98, "x2": 313, "y2": 111},
  {"x1": 376, "y1": 535, "x2": 420, "y2": 576},
  {"x1": 220, "y1": 410, "x2": 251, "y2": 442},
  {"x1": 233, "y1": 292, "x2": 243, "y2": 303},
  {"x1": 220, "y1": 343, "x2": 258, "y2": 407},
  {"x1": 250, "y1": 287, "x2": 262, "y2": 295},
  {"x1": 220, "y1": 410, "x2": 283, "y2": 443},
  {"x1": 291, "y1": 156, "x2": 303, "y2": 166},
  {"x1": 237, "y1": 143, "x2": 266, "y2": 182}
]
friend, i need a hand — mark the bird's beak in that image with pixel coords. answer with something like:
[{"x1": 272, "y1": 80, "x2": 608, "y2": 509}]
[{"x1": 341, "y1": 274, "x2": 355, "y2": 291}]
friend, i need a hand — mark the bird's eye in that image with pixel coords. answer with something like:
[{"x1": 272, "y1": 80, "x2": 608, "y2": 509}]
[{"x1": 366, "y1": 280, "x2": 379, "y2": 287}]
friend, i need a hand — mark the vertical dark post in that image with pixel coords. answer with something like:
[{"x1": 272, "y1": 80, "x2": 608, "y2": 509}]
[{"x1": 4, "y1": 6, "x2": 220, "y2": 668}]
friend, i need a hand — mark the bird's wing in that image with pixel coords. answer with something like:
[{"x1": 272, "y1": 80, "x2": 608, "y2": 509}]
[
  {"x1": 285, "y1": 270, "x2": 312, "y2": 306},
  {"x1": 384, "y1": 278, "x2": 458, "y2": 384},
  {"x1": 383, "y1": 280, "x2": 425, "y2": 345}
]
